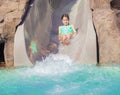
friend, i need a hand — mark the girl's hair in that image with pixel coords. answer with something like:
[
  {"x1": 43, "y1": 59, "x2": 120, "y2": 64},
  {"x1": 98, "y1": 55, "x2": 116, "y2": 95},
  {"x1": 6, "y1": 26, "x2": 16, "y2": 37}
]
[{"x1": 61, "y1": 14, "x2": 69, "y2": 20}]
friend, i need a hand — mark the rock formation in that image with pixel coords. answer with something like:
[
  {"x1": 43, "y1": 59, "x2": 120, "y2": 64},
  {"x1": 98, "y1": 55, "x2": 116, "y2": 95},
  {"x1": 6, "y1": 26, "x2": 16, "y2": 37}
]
[
  {"x1": 0, "y1": 0, "x2": 28, "y2": 67},
  {"x1": 90, "y1": 0, "x2": 120, "y2": 64}
]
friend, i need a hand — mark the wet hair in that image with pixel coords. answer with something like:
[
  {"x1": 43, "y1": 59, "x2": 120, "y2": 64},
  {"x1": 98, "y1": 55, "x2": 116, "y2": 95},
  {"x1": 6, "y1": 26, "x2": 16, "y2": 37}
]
[
  {"x1": 61, "y1": 14, "x2": 69, "y2": 20},
  {"x1": 110, "y1": 0, "x2": 120, "y2": 10}
]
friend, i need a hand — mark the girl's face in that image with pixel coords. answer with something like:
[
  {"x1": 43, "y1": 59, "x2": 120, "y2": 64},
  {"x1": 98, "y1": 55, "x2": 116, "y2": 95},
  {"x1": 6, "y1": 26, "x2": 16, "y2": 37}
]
[{"x1": 62, "y1": 17, "x2": 69, "y2": 26}]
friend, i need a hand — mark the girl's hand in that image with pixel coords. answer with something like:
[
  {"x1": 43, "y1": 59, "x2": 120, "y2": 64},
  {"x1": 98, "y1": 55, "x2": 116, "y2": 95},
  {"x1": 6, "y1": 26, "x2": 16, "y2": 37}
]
[
  {"x1": 72, "y1": 32, "x2": 77, "y2": 38},
  {"x1": 71, "y1": 25, "x2": 77, "y2": 38}
]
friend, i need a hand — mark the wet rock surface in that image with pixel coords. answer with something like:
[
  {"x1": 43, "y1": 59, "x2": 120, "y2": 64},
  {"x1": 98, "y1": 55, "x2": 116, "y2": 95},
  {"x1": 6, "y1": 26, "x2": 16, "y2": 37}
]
[
  {"x1": 90, "y1": 0, "x2": 120, "y2": 64},
  {"x1": 0, "y1": 0, "x2": 28, "y2": 67}
]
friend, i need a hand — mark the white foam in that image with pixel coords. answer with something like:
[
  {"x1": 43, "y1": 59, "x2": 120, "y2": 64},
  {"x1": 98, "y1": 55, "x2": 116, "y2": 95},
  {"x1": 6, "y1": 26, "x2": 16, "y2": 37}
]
[
  {"x1": 33, "y1": 54, "x2": 79, "y2": 76},
  {"x1": 18, "y1": 54, "x2": 79, "y2": 77}
]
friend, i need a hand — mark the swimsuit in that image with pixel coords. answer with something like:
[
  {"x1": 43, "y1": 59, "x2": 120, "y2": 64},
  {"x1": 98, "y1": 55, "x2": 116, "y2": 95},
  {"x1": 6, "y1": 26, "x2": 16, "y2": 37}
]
[{"x1": 60, "y1": 25, "x2": 74, "y2": 35}]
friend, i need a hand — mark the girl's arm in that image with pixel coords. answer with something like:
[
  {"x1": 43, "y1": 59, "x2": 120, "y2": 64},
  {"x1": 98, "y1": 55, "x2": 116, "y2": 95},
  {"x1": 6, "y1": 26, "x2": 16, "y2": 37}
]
[
  {"x1": 58, "y1": 26, "x2": 61, "y2": 35},
  {"x1": 58, "y1": 26, "x2": 62, "y2": 40},
  {"x1": 71, "y1": 25, "x2": 77, "y2": 37},
  {"x1": 58, "y1": 26, "x2": 62, "y2": 38}
]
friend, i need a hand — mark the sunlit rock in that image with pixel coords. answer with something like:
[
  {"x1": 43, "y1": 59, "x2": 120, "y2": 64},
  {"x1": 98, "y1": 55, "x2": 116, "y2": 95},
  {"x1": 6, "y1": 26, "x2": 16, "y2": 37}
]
[
  {"x1": 91, "y1": 0, "x2": 120, "y2": 64},
  {"x1": 0, "y1": 0, "x2": 28, "y2": 67}
]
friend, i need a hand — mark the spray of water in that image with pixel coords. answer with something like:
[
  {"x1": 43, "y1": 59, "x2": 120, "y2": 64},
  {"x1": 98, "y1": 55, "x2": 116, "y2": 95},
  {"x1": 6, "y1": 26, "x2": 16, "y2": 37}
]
[{"x1": 17, "y1": 54, "x2": 80, "y2": 77}]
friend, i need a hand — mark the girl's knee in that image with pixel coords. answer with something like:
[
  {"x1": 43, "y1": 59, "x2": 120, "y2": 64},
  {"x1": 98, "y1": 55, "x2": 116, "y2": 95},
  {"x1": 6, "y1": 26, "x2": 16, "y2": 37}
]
[
  {"x1": 67, "y1": 35, "x2": 71, "y2": 39},
  {"x1": 62, "y1": 35, "x2": 66, "y2": 40}
]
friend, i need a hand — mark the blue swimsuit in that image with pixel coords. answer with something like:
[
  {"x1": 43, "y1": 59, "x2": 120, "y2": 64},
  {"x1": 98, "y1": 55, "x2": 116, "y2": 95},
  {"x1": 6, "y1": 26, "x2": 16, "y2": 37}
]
[{"x1": 60, "y1": 25, "x2": 74, "y2": 35}]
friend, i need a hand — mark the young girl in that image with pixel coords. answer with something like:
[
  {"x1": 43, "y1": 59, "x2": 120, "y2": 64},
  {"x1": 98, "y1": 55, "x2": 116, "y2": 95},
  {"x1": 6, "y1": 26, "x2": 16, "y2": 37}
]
[{"x1": 58, "y1": 14, "x2": 77, "y2": 45}]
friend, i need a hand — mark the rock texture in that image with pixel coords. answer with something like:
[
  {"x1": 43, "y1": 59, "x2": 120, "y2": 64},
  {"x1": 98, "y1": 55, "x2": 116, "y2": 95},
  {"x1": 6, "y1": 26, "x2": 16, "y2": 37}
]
[
  {"x1": 0, "y1": 0, "x2": 28, "y2": 67},
  {"x1": 90, "y1": 0, "x2": 120, "y2": 64}
]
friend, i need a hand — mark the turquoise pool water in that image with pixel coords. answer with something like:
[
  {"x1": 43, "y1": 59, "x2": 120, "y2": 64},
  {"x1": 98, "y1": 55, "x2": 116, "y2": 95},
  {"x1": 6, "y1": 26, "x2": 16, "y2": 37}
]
[{"x1": 0, "y1": 55, "x2": 120, "y2": 95}]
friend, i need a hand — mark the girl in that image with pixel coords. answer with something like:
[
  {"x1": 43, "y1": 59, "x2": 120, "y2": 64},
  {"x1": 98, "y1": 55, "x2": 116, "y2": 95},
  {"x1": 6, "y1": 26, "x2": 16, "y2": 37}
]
[{"x1": 58, "y1": 14, "x2": 77, "y2": 45}]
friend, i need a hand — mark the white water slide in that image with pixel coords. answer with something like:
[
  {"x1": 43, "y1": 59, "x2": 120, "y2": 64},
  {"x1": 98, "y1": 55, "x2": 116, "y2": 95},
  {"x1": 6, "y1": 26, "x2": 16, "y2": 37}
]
[{"x1": 14, "y1": 0, "x2": 97, "y2": 66}]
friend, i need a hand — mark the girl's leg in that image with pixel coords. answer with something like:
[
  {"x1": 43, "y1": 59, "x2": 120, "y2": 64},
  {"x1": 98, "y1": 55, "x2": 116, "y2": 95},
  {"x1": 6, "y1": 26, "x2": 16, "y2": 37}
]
[
  {"x1": 60, "y1": 35, "x2": 69, "y2": 45},
  {"x1": 59, "y1": 35, "x2": 72, "y2": 45},
  {"x1": 67, "y1": 34, "x2": 72, "y2": 40},
  {"x1": 59, "y1": 35, "x2": 65, "y2": 43},
  {"x1": 62, "y1": 35, "x2": 66, "y2": 44},
  {"x1": 64, "y1": 34, "x2": 71, "y2": 45},
  {"x1": 59, "y1": 35, "x2": 66, "y2": 44},
  {"x1": 59, "y1": 35, "x2": 63, "y2": 43}
]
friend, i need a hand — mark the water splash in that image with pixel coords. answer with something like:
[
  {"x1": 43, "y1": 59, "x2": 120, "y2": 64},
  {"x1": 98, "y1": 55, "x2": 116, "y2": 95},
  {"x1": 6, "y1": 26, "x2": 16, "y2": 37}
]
[{"x1": 18, "y1": 54, "x2": 80, "y2": 76}]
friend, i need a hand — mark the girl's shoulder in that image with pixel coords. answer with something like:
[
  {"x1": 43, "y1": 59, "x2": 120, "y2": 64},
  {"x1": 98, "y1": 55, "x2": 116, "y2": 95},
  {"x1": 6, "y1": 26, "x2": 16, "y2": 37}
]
[
  {"x1": 59, "y1": 25, "x2": 66, "y2": 29},
  {"x1": 59, "y1": 26, "x2": 63, "y2": 28},
  {"x1": 70, "y1": 24, "x2": 75, "y2": 28}
]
